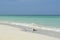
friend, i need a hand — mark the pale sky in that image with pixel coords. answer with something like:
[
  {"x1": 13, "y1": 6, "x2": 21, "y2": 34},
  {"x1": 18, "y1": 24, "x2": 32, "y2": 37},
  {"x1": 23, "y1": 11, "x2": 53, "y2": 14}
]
[{"x1": 0, "y1": 0, "x2": 60, "y2": 15}]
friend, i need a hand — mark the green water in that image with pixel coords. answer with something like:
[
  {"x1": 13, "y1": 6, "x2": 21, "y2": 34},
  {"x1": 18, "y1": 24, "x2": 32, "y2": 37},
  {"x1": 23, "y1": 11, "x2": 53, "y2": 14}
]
[{"x1": 0, "y1": 16, "x2": 60, "y2": 28}]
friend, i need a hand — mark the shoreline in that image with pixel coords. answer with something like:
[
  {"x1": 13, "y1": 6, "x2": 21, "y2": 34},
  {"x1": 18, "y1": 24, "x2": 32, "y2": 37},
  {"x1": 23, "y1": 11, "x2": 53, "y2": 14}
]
[
  {"x1": 0, "y1": 22, "x2": 60, "y2": 38},
  {"x1": 0, "y1": 24, "x2": 60, "y2": 40}
]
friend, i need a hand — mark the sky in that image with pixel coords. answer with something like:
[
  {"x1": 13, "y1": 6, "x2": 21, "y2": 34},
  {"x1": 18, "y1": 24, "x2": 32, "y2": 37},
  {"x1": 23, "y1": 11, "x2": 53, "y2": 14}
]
[{"x1": 0, "y1": 0, "x2": 60, "y2": 15}]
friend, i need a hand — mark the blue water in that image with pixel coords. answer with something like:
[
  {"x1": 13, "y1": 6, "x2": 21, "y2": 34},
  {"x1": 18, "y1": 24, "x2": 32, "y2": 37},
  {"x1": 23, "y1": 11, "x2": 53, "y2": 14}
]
[{"x1": 0, "y1": 16, "x2": 60, "y2": 28}]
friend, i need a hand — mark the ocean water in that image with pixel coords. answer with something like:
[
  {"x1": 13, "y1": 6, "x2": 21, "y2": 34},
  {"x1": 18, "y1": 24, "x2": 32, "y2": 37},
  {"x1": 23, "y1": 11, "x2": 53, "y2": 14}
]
[{"x1": 0, "y1": 16, "x2": 60, "y2": 32}]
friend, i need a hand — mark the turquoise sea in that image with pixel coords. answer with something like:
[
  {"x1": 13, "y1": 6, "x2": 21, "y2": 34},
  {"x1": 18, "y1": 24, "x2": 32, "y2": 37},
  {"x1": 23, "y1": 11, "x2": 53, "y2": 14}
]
[{"x1": 0, "y1": 16, "x2": 60, "y2": 28}]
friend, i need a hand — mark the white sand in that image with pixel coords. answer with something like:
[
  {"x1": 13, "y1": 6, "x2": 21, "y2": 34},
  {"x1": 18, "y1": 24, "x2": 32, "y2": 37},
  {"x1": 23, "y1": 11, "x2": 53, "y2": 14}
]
[{"x1": 0, "y1": 24, "x2": 60, "y2": 40}]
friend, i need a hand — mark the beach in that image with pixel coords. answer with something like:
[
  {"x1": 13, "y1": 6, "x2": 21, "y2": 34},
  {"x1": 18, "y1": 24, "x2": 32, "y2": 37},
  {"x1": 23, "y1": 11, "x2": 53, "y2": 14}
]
[{"x1": 0, "y1": 24, "x2": 60, "y2": 40}]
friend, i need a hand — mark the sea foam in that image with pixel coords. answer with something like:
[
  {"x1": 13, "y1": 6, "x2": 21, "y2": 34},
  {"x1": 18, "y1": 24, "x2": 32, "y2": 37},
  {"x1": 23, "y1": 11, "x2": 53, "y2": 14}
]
[{"x1": 0, "y1": 21, "x2": 60, "y2": 32}]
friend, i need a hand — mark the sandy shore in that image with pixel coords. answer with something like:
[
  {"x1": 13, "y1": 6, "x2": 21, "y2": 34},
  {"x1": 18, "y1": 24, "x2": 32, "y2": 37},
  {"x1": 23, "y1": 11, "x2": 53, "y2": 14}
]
[{"x1": 0, "y1": 24, "x2": 60, "y2": 40}]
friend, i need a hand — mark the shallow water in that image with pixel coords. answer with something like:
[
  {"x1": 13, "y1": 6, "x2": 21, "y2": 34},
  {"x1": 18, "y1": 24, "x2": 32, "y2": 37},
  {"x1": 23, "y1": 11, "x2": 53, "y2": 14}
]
[{"x1": 0, "y1": 16, "x2": 60, "y2": 28}]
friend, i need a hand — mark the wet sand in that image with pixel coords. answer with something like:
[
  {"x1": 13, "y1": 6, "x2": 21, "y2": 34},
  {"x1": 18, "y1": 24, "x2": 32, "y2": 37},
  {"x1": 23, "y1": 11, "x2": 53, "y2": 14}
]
[{"x1": 0, "y1": 24, "x2": 60, "y2": 40}]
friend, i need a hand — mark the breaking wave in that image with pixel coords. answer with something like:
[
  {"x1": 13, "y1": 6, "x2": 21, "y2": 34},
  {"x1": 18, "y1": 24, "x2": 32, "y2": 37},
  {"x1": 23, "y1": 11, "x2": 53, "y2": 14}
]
[{"x1": 0, "y1": 21, "x2": 60, "y2": 32}]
